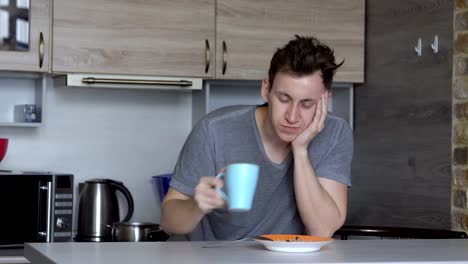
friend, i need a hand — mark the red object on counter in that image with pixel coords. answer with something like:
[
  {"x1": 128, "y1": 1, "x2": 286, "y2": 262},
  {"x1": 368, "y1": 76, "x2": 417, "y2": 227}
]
[{"x1": 0, "y1": 138, "x2": 8, "y2": 162}]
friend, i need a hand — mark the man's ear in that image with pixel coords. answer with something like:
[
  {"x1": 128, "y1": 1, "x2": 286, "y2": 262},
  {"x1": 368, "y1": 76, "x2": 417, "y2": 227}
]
[
  {"x1": 261, "y1": 79, "x2": 270, "y2": 103},
  {"x1": 327, "y1": 90, "x2": 332, "y2": 106}
]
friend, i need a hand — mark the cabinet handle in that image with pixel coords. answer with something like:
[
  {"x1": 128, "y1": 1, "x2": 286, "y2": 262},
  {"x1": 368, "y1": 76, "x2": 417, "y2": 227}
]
[
  {"x1": 222, "y1": 41, "x2": 227, "y2": 75},
  {"x1": 81, "y1": 77, "x2": 193, "y2": 87},
  {"x1": 38, "y1": 32, "x2": 44, "y2": 68},
  {"x1": 205, "y1": 39, "x2": 211, "y2": 74}
]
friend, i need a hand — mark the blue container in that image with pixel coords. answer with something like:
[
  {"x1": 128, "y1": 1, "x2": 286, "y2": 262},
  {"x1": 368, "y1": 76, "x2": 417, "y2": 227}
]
[{"x1": 152, "y1": 174, "x2": 171, "y2": 202}]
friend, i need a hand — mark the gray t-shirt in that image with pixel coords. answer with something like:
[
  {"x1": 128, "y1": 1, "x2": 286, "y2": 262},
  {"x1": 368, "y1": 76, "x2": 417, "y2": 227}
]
[{"x1": 170, "y1": 105, "x2": 353, "y2": 241}]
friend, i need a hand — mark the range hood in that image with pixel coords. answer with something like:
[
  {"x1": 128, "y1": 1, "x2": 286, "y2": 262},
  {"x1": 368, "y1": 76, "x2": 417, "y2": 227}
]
[{"x1": 55, "y1": 73, "x2": 203, "y2": 90}]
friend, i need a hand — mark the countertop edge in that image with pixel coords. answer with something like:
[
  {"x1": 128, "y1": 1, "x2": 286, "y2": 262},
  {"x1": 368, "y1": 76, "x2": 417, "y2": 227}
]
[{"x1": 24, "y1": 244, "x2": 54, "y2": 264}]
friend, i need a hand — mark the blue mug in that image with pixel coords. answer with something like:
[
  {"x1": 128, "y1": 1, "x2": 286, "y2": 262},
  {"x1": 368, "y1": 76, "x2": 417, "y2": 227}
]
[{"x1": 216, "y1": 163, "x2": 260, "y2": 212}]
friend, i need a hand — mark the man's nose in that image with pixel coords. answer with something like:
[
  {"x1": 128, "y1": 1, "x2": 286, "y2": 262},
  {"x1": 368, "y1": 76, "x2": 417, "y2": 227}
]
[{"x1": 285, "y1": 104, "x2": 299, "y2": 123}]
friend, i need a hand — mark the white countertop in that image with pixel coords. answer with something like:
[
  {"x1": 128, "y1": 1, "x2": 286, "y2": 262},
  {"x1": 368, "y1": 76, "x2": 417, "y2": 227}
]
[
  {"x1": 25, "y1": 239, "x2": 468, "y2": 264},
  {"x1": 0, "y1": 257, "x2": 29, "y2": 264}
]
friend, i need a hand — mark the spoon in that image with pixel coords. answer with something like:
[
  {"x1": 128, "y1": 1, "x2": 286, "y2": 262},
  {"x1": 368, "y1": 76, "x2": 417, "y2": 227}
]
[{"x1": 202, "y1": 236, "x2": 274, "y2": 248}]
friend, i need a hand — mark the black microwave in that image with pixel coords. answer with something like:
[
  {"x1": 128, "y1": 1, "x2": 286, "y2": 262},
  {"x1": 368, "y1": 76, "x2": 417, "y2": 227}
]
[{"x1": 0, "y1": 170, "x2": 74, "y2": 247}]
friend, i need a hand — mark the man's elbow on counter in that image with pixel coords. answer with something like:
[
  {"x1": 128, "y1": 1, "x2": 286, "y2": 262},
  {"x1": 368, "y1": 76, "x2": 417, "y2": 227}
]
[
  {"x1": 306, "y1": 214, "x2": 346, "y2": 238},
  {"x1": 160, "y1": 207, "x2": 193, "y2": 235}
]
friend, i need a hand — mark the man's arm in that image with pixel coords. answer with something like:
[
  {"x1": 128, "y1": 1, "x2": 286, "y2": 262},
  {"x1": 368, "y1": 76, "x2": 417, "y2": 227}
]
[
  {"x1": 291, "y1": 92, "x2": 350, "y2": 237},
  {"x1": 292, "y1": 150, "x2": 347, "y2": 237},
  {"x1": 160, "y1": 188, "x2": 204, "y2": 235},
  {"x1": 160, "y1": 177, "x2": 225, "y2": 235}
]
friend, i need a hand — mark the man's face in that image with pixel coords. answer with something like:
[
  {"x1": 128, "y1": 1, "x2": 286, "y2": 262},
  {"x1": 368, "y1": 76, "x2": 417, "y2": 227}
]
[{"x1": 261, "y1": 71, "x2": 327, "y2": 143}]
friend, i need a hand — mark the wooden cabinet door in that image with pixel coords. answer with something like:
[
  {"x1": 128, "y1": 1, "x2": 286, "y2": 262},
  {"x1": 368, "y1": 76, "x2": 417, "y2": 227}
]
[
  {"x1": 53, "y1": 0, "x2": 215, "y2": 78},
  {"x1": 216, "y1": 0, "x2": 365, "y2": 82},
  {"x1": 0, "y1": 0, "x2": 50, "y2": 72}
]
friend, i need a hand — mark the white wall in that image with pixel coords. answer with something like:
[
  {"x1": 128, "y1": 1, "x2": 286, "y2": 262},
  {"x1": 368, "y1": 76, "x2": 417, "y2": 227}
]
[
  {"x1": 0, "y1": 77, "x2": 193, "y2": 229},
  {"x1": 0, "y1": 77, "x2": 36, "y2": 122}
]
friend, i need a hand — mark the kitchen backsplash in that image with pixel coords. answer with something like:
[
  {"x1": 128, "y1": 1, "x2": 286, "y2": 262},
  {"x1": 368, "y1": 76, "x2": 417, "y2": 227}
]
[{"x1": 0, "y1": 77, "x2": 193, "y2": 230}]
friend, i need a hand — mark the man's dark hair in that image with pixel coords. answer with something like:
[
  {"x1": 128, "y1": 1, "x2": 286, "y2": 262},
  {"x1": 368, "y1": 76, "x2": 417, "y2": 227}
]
[{"x1": 268, "y1": 35, "x2": 344, "y2": 91}]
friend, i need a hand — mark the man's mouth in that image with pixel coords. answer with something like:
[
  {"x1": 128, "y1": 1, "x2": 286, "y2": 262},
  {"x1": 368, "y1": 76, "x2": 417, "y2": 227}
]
[{"x1": 280, "y1": 125, "x2": 300, "y2": 133}]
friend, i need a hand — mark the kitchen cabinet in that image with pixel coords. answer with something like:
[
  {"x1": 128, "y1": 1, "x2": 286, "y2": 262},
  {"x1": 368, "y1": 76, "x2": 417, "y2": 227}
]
[
  {"x1": 52, "y1": 0, "x2": 364, "y2": 83},
  {"x1": 52, "y1": 0, "x2": 215, "y2": 78},
  {"x1": 0, "y1": 0, "x2": 50, "y2": 72},
  {"x1": 347, "y1": 0, "x2": 453, "y2": 229},
  {"x1": 215, "y1": 0, "x2": 365, "y2": 82}
]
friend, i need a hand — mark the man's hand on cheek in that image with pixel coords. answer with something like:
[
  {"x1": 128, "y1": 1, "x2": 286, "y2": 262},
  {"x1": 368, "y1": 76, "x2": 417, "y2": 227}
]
[{"x1": 291, "y1": 92, "x2": 328, "y2": 152}]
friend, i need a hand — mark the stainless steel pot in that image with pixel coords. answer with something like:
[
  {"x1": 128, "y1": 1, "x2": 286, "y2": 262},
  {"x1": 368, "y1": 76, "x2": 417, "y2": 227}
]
[{"x1": 111, "y1": 222, "x2": 169, "y2": 242}]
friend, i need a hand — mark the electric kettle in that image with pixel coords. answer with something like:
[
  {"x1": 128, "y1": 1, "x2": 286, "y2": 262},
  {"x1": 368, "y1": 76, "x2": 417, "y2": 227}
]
[{"x1": 76, "y1": 179, "x2": 134, "y2": 242}]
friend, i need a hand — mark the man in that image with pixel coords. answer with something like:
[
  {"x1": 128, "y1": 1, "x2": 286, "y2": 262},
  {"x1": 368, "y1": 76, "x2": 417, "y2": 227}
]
[{"x1": 161, "y1": 35, "x2": 353, "y2": 241}]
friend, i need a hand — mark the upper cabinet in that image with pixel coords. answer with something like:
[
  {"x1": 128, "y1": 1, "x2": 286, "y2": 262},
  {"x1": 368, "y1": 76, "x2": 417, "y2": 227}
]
[
  {"x1": 53, "y1": 0, "x2": 216, "y2": 78},
  {"x1": 215, "y1": 0, "x2": 365, "y2": 82},
  {"x1": 51, "y1": 0, "x2": 364, "y2": 82},
  {"x1": 0, "y1": 0, "x2": 50, "y2": 72}
]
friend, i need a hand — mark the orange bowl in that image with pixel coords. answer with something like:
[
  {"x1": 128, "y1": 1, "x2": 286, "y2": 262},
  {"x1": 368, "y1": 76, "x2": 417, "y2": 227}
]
[
  {"x1": 0, "y1": 138, "x2": 8, "y2": 162},
  {"x1": 254, "y1": 234, "x2": 334, "y2": 253}
]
